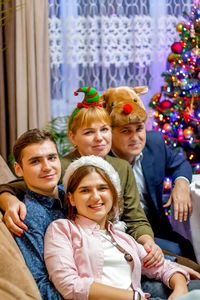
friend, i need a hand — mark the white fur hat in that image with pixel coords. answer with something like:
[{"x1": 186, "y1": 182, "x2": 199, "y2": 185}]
[{"x1": 62, "y1": 155, "x2": 121, "y2": 197}]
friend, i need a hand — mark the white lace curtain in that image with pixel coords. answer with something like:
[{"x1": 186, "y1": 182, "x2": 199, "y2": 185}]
[{"x1": 48, "y1": 0, "x2": 194, "y2": 117}]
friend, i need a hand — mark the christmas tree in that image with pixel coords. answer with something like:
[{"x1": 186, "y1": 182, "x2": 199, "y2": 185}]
[{"x1": 149, "y1": 2, "x2": 200, "y2": 174}]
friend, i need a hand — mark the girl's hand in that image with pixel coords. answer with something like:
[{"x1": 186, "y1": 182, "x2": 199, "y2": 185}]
[
  {"x1": 168, "y1": 286, "x2": 188, "y2": 300},
  {"x1": 168, "y1": 273, "x2": 188, "y2": 300}
]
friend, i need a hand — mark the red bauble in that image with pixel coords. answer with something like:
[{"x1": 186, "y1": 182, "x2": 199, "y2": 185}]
[
  {"x1": 160, "y1": 99, "x2": 172, "y2": 109},
  {"x1": 171, "y1": 42, "x2": 183, "y2": 54}
]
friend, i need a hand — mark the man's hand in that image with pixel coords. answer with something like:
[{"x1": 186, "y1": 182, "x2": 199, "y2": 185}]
[
  {"x1": 163, "y1": 178, "x2": 192, "y2": 222},
  {"x1": 137, "y1": 235, "x2": 164, "y2": 268},
  {"x1": 0, "y1": 192, "x2": 28, "y2": 236}
]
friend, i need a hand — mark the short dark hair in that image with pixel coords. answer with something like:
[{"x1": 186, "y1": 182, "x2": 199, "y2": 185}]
[{"x1": 13, "y1": 128, "x2": 58, "y2": 166}]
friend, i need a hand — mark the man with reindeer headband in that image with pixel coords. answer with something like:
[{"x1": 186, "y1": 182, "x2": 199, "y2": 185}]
[{"x1": 100, "y1": 85, "x2": 196, "y2": 262}]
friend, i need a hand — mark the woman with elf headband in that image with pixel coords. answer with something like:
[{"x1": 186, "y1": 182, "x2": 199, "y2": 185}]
[
  {"x1": 44, "y1": 156, "x2": 195, "y2": 300},
  {"x1": 61, "y1": 86, "x2": 165, "y2": 269}
]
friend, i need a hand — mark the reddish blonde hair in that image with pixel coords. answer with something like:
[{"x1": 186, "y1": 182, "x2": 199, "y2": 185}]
[{"x1": 68, "y1": 106, "x2": 111, "y2": 134}]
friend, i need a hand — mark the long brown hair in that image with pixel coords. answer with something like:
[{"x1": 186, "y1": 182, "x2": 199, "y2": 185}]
[{"x1": 65, "y1": 165, "x2": 119, "y2": 222}]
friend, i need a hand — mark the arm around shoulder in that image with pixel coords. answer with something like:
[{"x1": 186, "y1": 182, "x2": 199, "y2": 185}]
[{"x1": 0, "y1": 179, "x2": 26, "y2": 199}]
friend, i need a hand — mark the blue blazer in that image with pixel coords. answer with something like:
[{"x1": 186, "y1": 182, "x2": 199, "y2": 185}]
[{"x1": 142, "y1": 131, "x2": 192, "y2": 220}]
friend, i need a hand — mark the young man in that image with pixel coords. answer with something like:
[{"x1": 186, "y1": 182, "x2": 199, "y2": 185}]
[
  {"x1": 1, "y1": 129, "x2": 66, "y2": 299},
  {"x1": 100, "y1": 86, "x2": 196, "y2": 262}
]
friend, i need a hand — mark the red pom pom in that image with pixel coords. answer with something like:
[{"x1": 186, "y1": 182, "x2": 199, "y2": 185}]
[
  {"x1": 123, "y1": 104, "x2": 133, "y2": 114},
  {"x1": 74, "y1": 91, "x2": 79, "y2": 96}
]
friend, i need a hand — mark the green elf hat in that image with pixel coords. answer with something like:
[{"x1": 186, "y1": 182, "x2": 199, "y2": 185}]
[{"x1": 69, "y1": 86, "x2": 102, "y2": 128}]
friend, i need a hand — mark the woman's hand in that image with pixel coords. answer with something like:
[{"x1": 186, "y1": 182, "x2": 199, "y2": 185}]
[{"x1": 139, "y1": 237, "x2": 164, "y2": 268}]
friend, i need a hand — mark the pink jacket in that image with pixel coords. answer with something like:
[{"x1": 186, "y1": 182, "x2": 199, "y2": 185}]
[{"x1": 44, "y1": 216, "x2": 189, "y2": 300}]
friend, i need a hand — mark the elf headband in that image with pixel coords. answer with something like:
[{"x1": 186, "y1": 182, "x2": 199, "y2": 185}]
[
  {"x1": 62, "y1": 155, "x2": 121, "y2": 197},
  {"x1": 69, "y1": 86, "x2": 102, "y2": 128}
]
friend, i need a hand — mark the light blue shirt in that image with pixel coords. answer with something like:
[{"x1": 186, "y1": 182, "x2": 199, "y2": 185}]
[{"x1": 131, "y1": 153, "x2": 149, "y2": 214}]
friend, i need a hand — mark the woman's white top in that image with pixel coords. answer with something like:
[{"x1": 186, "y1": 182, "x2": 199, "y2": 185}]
[{"x1": 100, "y1": 229, "x2": 132, "y2": 290}]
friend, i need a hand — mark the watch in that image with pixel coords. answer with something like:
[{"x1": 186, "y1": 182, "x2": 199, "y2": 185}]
[{"x1": 133, "y1": 290, "x2": 141, "y2": 300}]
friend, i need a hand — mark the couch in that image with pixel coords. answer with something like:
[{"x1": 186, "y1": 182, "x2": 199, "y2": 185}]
[{"x1": 0, "y1": 155, "x2": 42, "y2": 300}]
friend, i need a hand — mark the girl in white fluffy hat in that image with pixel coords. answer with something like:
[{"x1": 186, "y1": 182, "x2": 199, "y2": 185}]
[{"x1": 44, "y1": 156, "x2": 191, "y2": 300}]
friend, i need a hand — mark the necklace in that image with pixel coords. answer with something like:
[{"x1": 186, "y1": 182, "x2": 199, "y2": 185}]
[{"x1": 100, "y1": 231, "x2": 133, "y2": 262}]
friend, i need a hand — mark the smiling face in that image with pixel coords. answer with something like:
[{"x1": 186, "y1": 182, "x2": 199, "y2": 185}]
[
  {"x1": 112, "y1": 122, "x2": 146, "y2": 164},
  {"x1": 68, "y1": 171, "x2": 113, "y2": 229},
  {"x1": 69, "y1": 122, "x2": 112, "y2": 158},
  {"x1": 14, "y1": 140, "x2": 61, "y2": 198}
]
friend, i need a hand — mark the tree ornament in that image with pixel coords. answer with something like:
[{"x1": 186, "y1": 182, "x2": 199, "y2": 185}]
[
  {"x1": 191, "y1": 38, "x2": 197, "y2": 46},
  {"x1": 167, "y1": 53, "x2": 179, "y2": 63},
  {"x1": 198, "y1": 72, "x2": 200, "y2": 79},
  {"x1": 163, "y1": 123, "x2": 172, "y2": 132},
  {"x1": 176, "y1": 23, "x2": 183, "y2": 32},
  {"x1": 171, "y1": 42, "x2": 183, "y2": 54},
  {"x1": 183, "y1": 97, "x2": 194, "y2": 122},
  {"x1": 151, "y1": 92, "x2": 161, "y2": 103},
  {"x1": 163, "y1": 82, "x2": 168, "y2": 91},
  {"x1": 191, "y1": 46, "x2": 200, "y2": 57},
  {"x1": 163, "y1": 177, "x2": 172, "y2": 191},
  {"x1": 183, "y1": 126, "x2": 193, "y2": 139},
  {"x1": 190, "y1": 24, "x2": 195, "y2": 38},
  {"x1": 187, "y1": 151, "x2": 196, "y2": 161},
  {"x1": 180, "y1": 79, "x2": 188, "y2": 88},
  {"x1": 191, "y1": 41, "x2": 200, "y2": 57},
  {"x1": 160, "y1": 99, "x2": 173, "y2": 109},
  {"x1": 173, "y1": 81, "x2": 179, "y2": 87},
  {"x1": 178, "y1": 128, "x2": 184, "y2": 140},
  {"x1": 185, "y1": 98, "x2": 194, "y2": 116}
]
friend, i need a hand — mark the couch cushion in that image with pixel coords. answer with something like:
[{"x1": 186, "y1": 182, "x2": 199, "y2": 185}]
[{"x1": 0, "y1": 156, "x2": 16, "y2": 184}]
